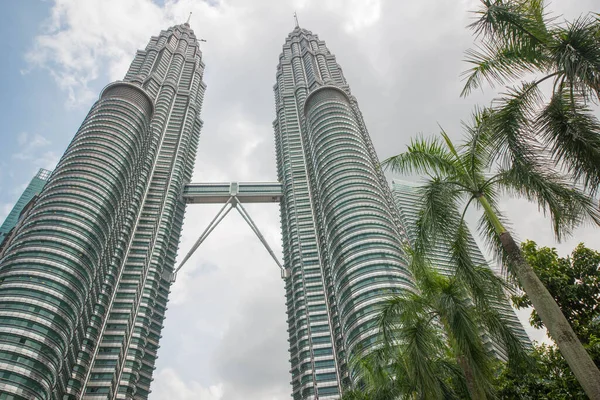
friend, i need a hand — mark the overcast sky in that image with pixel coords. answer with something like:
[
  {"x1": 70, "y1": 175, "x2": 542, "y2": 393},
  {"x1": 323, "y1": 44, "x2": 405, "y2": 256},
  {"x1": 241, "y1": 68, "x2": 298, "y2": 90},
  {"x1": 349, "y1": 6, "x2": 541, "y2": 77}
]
[{"x1": 0, "y1": 0, "x2": 598, "y2": 399}]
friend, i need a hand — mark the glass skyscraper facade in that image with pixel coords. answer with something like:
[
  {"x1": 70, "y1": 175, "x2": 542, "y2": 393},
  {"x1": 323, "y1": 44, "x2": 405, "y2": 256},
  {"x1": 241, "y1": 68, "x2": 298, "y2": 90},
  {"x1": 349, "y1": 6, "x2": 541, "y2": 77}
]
[
  {"x1": 0, "y1": 168, "x2": 51, "y2": 246},
  {"x1": 274, "y1": 27, "x2": 415, "y2": 399},
  {"x1": 0, "y1": 22, "x2": 205, "y2": 400}
]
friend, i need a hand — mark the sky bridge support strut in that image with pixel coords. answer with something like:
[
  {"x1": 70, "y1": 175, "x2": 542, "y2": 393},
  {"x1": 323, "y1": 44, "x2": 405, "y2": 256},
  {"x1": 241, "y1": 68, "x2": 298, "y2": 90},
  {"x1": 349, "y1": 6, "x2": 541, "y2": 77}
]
[{"x1": 172, "y1": 182, "x2": 289, "y2": 281}]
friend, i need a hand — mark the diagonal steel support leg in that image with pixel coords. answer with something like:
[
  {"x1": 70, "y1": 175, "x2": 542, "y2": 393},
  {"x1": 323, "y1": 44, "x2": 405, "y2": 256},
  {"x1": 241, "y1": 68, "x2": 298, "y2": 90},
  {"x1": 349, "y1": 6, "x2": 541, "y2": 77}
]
[
  {"x1": 173, "y1": 195, "x2": 289, "y2": 281},
  {"x1": 172, "y1": 198, "x2": 234, "y2": 281},
  {"x1": 235, "y1": 200, "x2": 288, "y2": 278}
]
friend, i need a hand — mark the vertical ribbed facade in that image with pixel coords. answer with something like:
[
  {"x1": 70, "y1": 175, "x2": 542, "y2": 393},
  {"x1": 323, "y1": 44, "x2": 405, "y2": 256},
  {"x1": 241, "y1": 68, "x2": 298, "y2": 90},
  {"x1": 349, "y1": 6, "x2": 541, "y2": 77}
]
[
  {"x1": 0, "y1": 22, "x2": 205, "y2": 400},
  {"x1": 391, "y1": 181, "x2": 531, "y2": 356},
  {"x1": 274, "y1": 27, "x2": 414, "y2": 399}
]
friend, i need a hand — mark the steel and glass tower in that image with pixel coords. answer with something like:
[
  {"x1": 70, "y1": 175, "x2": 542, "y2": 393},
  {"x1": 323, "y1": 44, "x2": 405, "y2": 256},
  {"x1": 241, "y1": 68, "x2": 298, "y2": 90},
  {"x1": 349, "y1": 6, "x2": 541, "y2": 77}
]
[
  {"x1": 0, "y1": 22, "x2": 205, "y2": 400},
  {"x1": 274, "y1": 26, "x2": 415, "y2": 399},
  {"x1": 0, "y1": 168, "x2": 51, "y2": 246}
]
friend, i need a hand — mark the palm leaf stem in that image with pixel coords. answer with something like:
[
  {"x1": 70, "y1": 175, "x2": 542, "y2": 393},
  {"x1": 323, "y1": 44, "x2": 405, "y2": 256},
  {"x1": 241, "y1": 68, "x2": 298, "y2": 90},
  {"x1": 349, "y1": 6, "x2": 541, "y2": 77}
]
[
  {"x1": 477, "y1": 195, "x2": 506, "y2": 234},
  {"x1": 510, "y1": 70, "x2": 561, "y2": 99},
  {"x1": 459, "y1": 195, "x2": 477, "y2": 226}
]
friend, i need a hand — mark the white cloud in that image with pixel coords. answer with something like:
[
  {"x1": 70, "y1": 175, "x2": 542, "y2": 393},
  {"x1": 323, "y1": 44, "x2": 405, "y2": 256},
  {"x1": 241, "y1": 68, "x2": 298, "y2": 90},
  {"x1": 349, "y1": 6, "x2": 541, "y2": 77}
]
[
  {"x1": 16, "y1": 132, "x2": 29, "y2": 146},
  {"x1": 0, "y1": 203, "x2": 13, "y2": 223},
  {"x1": 152, "y1": 368, "x2": 224, "y2": 400},
  {"x1": 26, "y1": 0, "x2": 167, "y2": 107},
  {"x1": 326, "y1": 0, "x2": 382, "y2": 32},
  {"x1": 14, "y1": 132, "x2": 50, "y2": 151},
  {"x1": 11, "y1": 133, "x2": 58, "y2": 171}
]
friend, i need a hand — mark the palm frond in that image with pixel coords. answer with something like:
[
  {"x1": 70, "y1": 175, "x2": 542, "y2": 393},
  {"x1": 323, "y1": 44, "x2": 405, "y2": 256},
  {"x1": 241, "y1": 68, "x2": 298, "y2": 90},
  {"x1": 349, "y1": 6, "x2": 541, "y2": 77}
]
[
  {"x1": 344, "y1": 348, "x2": 404, "y2": 400},
  {"x1": 382, "y1": 135, "x2": 458, "y2": 177},
  {"x1": 437, "y1": 279, "x2": 496, "y2": 398},
  {"x1": 378, "y1": 293, "x2": 428, "y2": 347},
  {"x1": 525, "y1": 0, "x2": 548, "y2": 27},
  {"x1": 412, "y1": 178, "x2": 466, "y2": 257},
  {"x1": 448, "y1": 217, "x2": 511, "y2": 305},
  {"x1": 460, "y1": 108, "x2": 500, "y2": 186},
  {"x1": 498, "y1": 160, "x2": 600, "y2": 240},
  {"x1": 551, "y1": 15, "x2": 600, "y2": 101},
  {"x1": 461, "y1": 41, "x2": 545, "y2": 96},
  {"x1": 476, "y1": 193, "x2": 512, "y2": 267},
  {"x1": 450, "y1": 221, "x2": 489, "y2": 302},
  {"x1": 537, "y1": 89, "x2": 600, "y2": 192},
  {"x1": 468, "y1": 0, "x2": 550, "y2": 48},
  {"x1": 480, "y1": 307, "x2": 534, "y2": 372},
  {"x1": 403, "y1": 243, "x2": 434, "y2": 287},
  {"x1": 339, "y1": 390, "x2": 368, "y2": 400},
  {"x1": 439, "y1": 128, "x2": 466, "y2": 169},
  {"x1": 403, "y1": 315, "x2": 448, "y2": 399},
  {"x1": 488, "y1": 82, "x2": 545, "y2": 168},
  {"x1": 437, "y1": 358, "x2": 471, "y2": 399}
]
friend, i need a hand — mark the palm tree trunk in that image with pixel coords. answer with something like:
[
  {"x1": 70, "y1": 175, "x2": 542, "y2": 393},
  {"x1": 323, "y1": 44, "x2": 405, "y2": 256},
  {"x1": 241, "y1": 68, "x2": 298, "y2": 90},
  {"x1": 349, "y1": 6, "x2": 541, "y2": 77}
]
[
  {"x1": 457, "y1": 355, "x2": 484, "y2": 400},
  {"x1": 479, "y1": 196, "x2": 600, "y2": 399}
]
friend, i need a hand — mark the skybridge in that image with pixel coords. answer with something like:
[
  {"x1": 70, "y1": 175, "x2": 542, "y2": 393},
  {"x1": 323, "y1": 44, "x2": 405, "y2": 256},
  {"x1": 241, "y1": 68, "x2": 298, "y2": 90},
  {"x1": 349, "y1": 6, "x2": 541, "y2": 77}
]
[
  {"x1": 182, "y1": 182, "x2": 283, "y2": 204},
  {"x1": 173, "y1": 182, "x2": 288, "y2": 282}
]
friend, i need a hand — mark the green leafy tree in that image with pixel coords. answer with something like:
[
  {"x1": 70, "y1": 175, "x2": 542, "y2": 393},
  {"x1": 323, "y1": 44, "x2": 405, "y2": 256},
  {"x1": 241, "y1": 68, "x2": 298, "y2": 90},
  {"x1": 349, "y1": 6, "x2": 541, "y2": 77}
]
[
  {"x1": 462, "y1": 0, "x2": 600, "y2": 193},
  {"x1": 382, "y1": 109, "x2": 600, "y2": 398},
  {"x1": 513, "y1": 241, "x2": 600, "y2": 346},
  {"x1": 495, "y1": 343, "x2": 590, "y2": 399},
  {"x1": 494, "y1": 241, "x2": 600, "y2": 398}
]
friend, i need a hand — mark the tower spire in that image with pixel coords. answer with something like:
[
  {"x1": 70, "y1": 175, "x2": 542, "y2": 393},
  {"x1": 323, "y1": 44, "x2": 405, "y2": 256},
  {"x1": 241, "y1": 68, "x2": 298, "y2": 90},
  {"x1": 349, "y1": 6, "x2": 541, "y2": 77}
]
[
  {"x1": 294, "y1": 11, "x2": 299, "y2": 28},
  {"x1": 186, "y1": 12, "x2": 192, "y2": 25}
]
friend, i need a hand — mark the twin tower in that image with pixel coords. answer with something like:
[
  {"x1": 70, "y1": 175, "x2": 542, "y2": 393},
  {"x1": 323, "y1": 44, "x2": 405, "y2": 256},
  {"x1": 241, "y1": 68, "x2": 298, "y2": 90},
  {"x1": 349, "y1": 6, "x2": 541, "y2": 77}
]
[{"x1": 0, "y1": 22, "x2": 414, "y2": 399}]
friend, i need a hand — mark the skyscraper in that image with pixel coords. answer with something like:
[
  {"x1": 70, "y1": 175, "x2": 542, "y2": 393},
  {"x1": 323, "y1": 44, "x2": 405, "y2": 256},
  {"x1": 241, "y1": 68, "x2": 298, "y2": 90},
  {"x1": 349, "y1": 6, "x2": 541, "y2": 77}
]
[
  {"x1": 274, "y1": 26, "x2": 415, "y2": 399},
  {"x1": 0, "y1": 22, "x2": 205, "y2": 400},
  {"x1": 391, "y1": 181, "x2": 531, "y2": 357},
  {"x1": 0, "y1": 168, "x2": 51, "y2": 246}
]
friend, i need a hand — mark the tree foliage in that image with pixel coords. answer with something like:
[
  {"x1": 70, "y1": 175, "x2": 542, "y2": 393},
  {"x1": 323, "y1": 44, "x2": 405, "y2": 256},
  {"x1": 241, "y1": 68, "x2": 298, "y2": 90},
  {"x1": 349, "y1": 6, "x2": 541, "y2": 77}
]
[
  {"x1": 495, "y1": 343, "x2": 593, "y2": 399},
  {"x1": 513, "y1": 241, "x2": 600, "y2": 345},
  {"x1": 381, "y1": 109, "x2": 600, "y2": 397},
  {"x1": 343, "y1": 247, "x2": 525, "y2": 400},
  {"x1": 462, "y1": 0, "x2": 600, "y2": 194},
  {"x1": 494, "y1": 241, "x2": 600, "y2": 398}
]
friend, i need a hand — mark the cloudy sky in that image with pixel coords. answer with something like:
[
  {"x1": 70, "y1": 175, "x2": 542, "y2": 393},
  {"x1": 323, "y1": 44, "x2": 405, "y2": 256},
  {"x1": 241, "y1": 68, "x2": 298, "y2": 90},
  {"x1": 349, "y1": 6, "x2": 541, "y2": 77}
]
[{"x1": 0, "y1": 0, "x2": 598, "y2": 399}]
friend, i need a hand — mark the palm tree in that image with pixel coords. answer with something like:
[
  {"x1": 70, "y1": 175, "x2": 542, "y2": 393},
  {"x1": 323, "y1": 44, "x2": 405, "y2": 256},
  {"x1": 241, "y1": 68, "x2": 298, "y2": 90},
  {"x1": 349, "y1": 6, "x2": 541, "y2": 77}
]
[
  {"x1": 381, "y1": 258, "x2": 493, "y2": 399},
  {"x1": 461, "y1": 0, "x2": 600, "y2": 193},
  {"x1": 341, "y1": 349, "x2": 406, "y2": 400},
  {"x1": 343, "y1": 289, "x2": 469, "y2": 400},
  {"x1": 382, "y1": 110, "x2": 600, "y2": 398},
  {"x1": 344, "y1": 247, "x2": 528, "y2": 400}
]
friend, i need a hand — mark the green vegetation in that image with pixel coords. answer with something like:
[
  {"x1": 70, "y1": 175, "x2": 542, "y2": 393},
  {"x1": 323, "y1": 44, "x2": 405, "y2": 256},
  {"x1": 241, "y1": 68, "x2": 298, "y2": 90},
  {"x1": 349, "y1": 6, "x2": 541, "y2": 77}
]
[
  {"x1": 496, "y1": 241, "x2": 600, "y2": 399},
  {"x1": 462, "y1": 0, "x2": 600, "y2": 194},
  {"x1": 495, "y1": 343, "x2": 591, "y2": 399},
  {"x1": 380, "y1": 109, "x2": 600, "y2": 397},
  {"x1": 343, "y1": 246, "x2": 528, "y2": 399},
  {"x1": 514, "y1": 241, "x2": 600, "y2": 345}
]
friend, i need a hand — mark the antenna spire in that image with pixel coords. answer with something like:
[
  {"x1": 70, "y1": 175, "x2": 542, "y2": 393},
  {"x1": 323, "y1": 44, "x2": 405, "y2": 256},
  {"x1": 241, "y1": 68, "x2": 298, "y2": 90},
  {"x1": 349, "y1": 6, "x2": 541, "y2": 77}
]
[
  {"x1": 294, "y1": 11, "x2": 299, "y2": 28},
  {"x1": 186, "y1": 12, "x2": 192, "y2": 25}
]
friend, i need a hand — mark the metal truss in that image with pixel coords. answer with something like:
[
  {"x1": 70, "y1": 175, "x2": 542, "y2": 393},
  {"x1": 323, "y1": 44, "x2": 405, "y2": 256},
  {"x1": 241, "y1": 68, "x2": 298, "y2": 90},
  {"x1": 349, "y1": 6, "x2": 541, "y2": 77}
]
[{"x1": 172, "y1": 182, "x2": 289, "y2": 282}]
